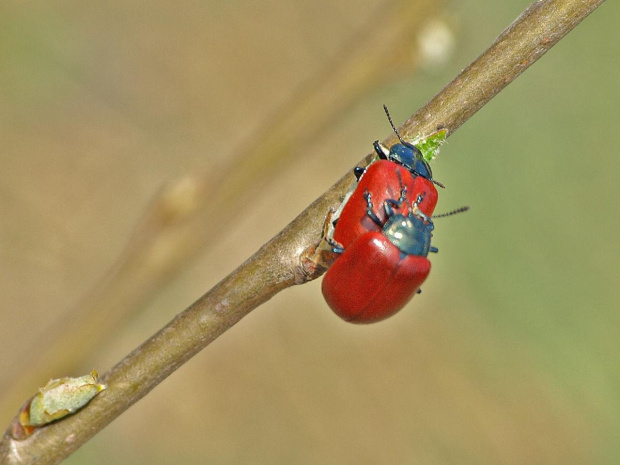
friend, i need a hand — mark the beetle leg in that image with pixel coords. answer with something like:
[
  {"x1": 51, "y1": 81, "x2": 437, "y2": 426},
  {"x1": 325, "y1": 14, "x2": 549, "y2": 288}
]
[
  {"x1": 325, "y1": 229, "x2": 345, "y2": 254},
  {"x1": 412, "y1": 193, "x2": 433, "y2": 222},
  {"x1": 412, "y1": 193, "x2": 425, "y2": 207},
  {"x1": 327, "y1": 237, "x2": 345, "y2": 254},
  {"x1": 321, "y1": 209, "x2": 345, "y2": 254},
  {"x1": 383, "y1": 198, "x2": 402, "y2": 218},
  {"x1": 364, "y1": 191, "x2": 383, "y2": 227},
  {"x1": 353, "y1": 166, "x2": 366, "y2": 181},
  {"x1": 382, "y1": 169, "x2": 408, "y2": 217},
  {"x1": 399, "y1": 185, "x2": 407, "y2": 204},
  {"x1": 373, "y1": 140, "x2": 390, "y2": 159},
  {"x1": 430, "y1": 246, "x2": 438, "y2": 253},
  {"x1": 323, "y1": 228, "x2": 344, "y2": 254},
  {"x1": 381, "y1": 169, "x2": 407, "y2": 218},
  {"x1": 366, "y1": 208, "x2": 383, "y2": 227},
  {"x1": 395, "y1": 169, "x2": 408, "y2": 203},
  {"x1": 416, "y1": 209, "x2": 432, "y2": 223}
]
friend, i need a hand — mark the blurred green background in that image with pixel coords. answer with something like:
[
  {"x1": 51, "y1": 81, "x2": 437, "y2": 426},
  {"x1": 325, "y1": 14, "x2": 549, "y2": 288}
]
[{"x1": 1, "y1": 0, "x2": 619, "y2": 463}]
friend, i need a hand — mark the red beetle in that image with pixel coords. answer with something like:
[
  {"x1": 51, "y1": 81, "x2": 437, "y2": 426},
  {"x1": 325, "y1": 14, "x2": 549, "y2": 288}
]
[
  {"x1": 332, "y1": 105, "x2": 442, "y2": 249},
  {"x1": 322, "y1": 193, "x2": 437, "y2": 324},
  {"x1": 333, "y1": 160, "x2": 437, "y2": 250}
]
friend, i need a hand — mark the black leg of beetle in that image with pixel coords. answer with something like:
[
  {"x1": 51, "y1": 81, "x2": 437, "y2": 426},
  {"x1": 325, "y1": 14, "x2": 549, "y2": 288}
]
[
  {"x1": 373, "y1": 140, "x2": 389, "y2": 159},
  {"x1": 412, "y1": 193, "x2": 434, "y2": 224},
  {"x1": 330, "y1": 242, "x2": 345, "y2": 254},
  {"x1": 412, "y1": 192, "x2": 423, "y2": 211},
  {"x1": 383, "y1": 198, "x2": 403, "y2": 218},
  {"x1": 381, "y1": 169, "x2": 407, "y2": 218},
  {"x1": 417, "y1": 210, "x2": 432, "y2": 224},
  {"x1": 321, "y1": 209, "x2": 344, "y2": 254},
  {"x1": 364, "y1": 191, "x2": 383, "y2": 227},
  {"x1": 383, "y1": 170, "x2": 407, "y2": 218},
  {"x1": 395, "y1": 169, "x2": 407, "y2": 203},
  {"x1": 430, "y1": 246, "x2": 438, "y2": 253},
  {"x1": 416, "y1": 288, "x2": 422, "y2": 294},
  {"x1": 328, "y1": 238, "x2": 345, "y2": 254},
  {"x1": 353, "y1": 166, "x2": 365, "y2": 181}
]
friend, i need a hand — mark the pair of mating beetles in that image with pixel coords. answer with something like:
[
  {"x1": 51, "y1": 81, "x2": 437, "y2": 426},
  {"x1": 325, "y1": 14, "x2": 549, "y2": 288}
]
[{"x1": 322, "y1": 107, "x2": 467, "y2": 324}]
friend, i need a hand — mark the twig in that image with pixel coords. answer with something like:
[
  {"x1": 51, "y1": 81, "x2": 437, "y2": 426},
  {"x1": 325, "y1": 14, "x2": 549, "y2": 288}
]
[
  {"x1": 0, "y1": 0, "x2": 605, "y2": 462},
  {"x1": 0, "y1": 0, "x2": 443, "y2": 421}
]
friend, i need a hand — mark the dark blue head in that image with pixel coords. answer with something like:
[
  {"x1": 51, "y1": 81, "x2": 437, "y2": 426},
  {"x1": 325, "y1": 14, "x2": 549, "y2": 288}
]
[
  {"x1": 388, "y1": 142, "x2": 433, "y2": 180},
  {"x1": 376, "y1": 105, "x2": 442, "y2": 187}
]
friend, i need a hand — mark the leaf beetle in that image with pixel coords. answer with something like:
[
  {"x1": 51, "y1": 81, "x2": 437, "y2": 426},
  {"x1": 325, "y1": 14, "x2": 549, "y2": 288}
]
[
  {"x1": 331, "y1": 106, "x2": 443, "y2": 250},
  {"x1": 322, "y1": 191, "x2": 438, "y2": 323}
]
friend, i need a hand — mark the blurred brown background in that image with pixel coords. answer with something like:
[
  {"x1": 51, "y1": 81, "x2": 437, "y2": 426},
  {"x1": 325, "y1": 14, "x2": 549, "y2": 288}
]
[{"x1": 1, "y1": 0, "x2": 619, "y2": 464}]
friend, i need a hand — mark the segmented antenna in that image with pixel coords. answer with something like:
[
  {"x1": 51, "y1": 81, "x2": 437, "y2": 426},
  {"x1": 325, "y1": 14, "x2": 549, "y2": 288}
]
[
  {"x1": 382, "y1": 104, "x2": 445, "y2": 189},
  {"x1": 383, "y1": 105, "x2": 407, "y2": 146},
  {"x1": 432, "y1": 206, "x2": 470, "y2": 218}
]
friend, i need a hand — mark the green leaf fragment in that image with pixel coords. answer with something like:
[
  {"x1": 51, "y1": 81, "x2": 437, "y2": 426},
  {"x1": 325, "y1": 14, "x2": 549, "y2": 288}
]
[{"x1": 412, "y1": 128, "x2": 448, "y2": 163}]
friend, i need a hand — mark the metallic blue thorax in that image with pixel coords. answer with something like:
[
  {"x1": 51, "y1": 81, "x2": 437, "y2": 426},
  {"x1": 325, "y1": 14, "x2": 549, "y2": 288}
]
[{"x1": 382, "y1": 213, "x2": 434, "y2": 257}]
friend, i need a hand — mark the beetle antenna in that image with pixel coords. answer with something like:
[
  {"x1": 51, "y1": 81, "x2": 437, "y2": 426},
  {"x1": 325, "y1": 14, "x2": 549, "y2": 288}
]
[
  {"x1": 432, "y1": 206, "x2": 470, "y2": 218},
  {"x1": 383, "y1": 105, "x2": 407, "y2": 146},
  {"x1": 383, "y1": 105, "x2": 443, "y2": 188}
]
